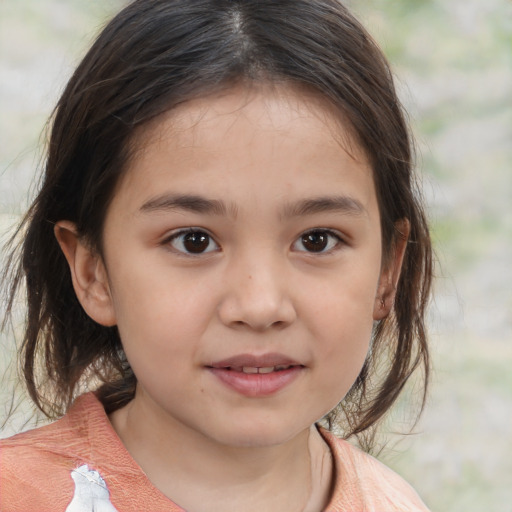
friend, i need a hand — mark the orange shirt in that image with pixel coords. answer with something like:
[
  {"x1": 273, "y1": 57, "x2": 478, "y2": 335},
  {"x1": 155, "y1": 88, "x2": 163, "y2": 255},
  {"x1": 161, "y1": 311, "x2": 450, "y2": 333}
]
[{"x1": 1, "y1": 393, "x2": 429, "y2": 511}]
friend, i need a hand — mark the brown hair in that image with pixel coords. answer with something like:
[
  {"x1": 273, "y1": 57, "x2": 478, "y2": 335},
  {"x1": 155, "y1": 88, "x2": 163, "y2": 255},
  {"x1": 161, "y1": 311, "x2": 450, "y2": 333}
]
[{"x1": 3, "y1": 0, "x2": 432, "y2": 449}]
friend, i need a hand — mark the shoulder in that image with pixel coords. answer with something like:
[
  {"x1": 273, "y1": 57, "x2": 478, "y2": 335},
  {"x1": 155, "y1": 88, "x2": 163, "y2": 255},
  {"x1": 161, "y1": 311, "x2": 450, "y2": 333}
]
[
  {"x1": 1, "y1": 392, "x2": 101, "y2": 462},
  {"x1": 0, "y1": 393, "x2": 101, "y2": 510},
  {"x1": 1, "y1": 393, "x2": 184, "y2": 512},
  {"x1": 320, "y1": 428, "x2": 430, "y2": 512}
]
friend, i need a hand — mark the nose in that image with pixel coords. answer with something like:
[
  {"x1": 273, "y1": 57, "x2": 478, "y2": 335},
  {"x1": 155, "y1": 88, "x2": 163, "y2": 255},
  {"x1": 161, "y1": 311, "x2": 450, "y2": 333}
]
[{"x1": 217, "y1": 251, "x2": 297, "y2": 331}]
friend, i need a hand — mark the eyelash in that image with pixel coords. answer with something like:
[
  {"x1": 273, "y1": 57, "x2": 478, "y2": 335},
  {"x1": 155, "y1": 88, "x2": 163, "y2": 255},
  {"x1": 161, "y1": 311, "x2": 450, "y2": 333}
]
[
  {"x1": 292, "y1": 229, "x2": 345, "y2": 254},
  {"x1": 164, "y1": 228, "x2": 220, "y2": 256},
  {"x1": 163, "y1": 228, "x2": 345, "y2": 256}
]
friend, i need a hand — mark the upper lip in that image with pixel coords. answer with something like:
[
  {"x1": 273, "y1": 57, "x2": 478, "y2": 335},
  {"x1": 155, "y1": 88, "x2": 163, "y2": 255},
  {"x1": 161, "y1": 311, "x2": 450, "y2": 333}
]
[{"x1": 207, "y1": 353, "x2": 303, "y2": 369}]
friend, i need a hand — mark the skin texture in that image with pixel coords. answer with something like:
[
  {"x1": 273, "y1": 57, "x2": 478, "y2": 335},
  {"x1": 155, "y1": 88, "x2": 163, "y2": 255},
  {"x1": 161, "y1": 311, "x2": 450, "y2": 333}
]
[{"x1": 55, "y1": 84, "x2": 407, "y2": 512}]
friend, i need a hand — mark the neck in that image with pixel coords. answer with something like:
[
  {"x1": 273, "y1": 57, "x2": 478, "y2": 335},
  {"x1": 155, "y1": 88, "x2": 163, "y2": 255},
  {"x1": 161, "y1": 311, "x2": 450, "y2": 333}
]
[{"x1": 109, "y1": 393, "x2": 333, "y2": 512}]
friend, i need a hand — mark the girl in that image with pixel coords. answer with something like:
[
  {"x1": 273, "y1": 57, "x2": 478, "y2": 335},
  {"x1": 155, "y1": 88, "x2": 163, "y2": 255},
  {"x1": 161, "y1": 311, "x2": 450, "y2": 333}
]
[{"x1": 1, "y1": 0, "x2": 433, "y2": 510}]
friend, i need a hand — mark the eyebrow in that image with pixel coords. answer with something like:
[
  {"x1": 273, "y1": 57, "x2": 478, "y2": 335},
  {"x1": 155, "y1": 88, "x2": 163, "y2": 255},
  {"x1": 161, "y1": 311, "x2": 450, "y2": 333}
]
[
  {"x1": 140, "y1": 193, "x2": 235, "y2": 217},
  {"x1": 140, "y1": 193, "x2": 366, "y2": 218},
  {"x1": 280, "y1": 196, "x2": 367, "y2": 219}
]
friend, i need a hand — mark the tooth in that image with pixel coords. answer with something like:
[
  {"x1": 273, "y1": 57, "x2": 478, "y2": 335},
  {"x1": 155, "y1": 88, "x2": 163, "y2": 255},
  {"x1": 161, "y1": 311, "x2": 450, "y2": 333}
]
[
  {"x1": 259, "y1": 367, "x2": 275, "y2": 374},
  {"x1": 275, "y1": 365, "x2": 290, "y2": 371},
  {"x1": 242, "y1": 367, "x2": 259, "y2": 374}
]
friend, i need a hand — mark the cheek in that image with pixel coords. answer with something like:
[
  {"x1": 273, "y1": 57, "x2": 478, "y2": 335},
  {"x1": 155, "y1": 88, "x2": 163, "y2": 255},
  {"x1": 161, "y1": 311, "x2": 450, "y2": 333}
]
[
  {"x1": 305, "y1": 260, "x2": 379, "y2": 335},
  {"x1": 107, "y1": 268, "x2": 213, "y2": 371},
  {"x1": 319, "y1": 305, "x2": 372, "y2": 377},
  {"x1": 313, "y1": 318, "x2": 372, "y2": 416},
  {"x1": 303, "y1": 265, "x2": 378, "y2": 395}
]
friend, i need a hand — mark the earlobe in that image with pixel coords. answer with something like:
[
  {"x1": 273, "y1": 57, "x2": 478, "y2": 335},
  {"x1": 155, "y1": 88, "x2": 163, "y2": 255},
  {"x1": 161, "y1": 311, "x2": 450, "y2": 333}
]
[
  {"x1": 373, "y1": 219, "x2": 410, "y2": 321},
  {"x1": 54, "y1": 221, "x2": 117, "y2": 327}
]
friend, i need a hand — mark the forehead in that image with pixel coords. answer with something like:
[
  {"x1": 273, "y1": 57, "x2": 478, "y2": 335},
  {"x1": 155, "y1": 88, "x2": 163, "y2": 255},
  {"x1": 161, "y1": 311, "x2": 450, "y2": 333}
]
[
  {"x1": 130, "y1": 83, "x2": 366, "y2": 169},
  {"x1": 115, "y1": 83, "x2": 377, "y2": 217}
]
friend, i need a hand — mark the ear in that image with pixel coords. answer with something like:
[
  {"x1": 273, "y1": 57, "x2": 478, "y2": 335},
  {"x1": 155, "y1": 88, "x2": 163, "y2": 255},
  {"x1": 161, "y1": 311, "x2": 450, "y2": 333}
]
[
  {"x1": 54, "y1": 221, "x2": 116, "y2": 327},
  {"x1": 373, "y1": 219, "x2": 410, "y2": 321}
]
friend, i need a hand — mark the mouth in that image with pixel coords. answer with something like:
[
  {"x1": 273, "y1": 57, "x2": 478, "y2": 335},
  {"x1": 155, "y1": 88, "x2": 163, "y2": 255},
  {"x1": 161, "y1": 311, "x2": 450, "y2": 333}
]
[
  {"x1": 209, "y1": 364, "x2": 300, "y2": 374},
  {"x1": 207, "y1": 353, "x2": 305, "y2": 374},
  {"x1": 206, "y1": 353, "x2": 305, "y2": 397}
]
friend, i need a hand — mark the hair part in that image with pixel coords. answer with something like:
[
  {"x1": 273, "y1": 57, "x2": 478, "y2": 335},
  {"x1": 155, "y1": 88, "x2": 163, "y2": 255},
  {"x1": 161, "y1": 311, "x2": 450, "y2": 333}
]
[{"x1": 3, "y1": 0, "x2": 432, "y2": 449}]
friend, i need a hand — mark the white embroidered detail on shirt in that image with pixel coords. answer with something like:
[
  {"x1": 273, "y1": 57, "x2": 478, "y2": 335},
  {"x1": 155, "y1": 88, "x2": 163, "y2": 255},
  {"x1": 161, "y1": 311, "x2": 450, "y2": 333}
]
[{"x1": 65, "y1": 464, "x2": 119, "y2": 512}]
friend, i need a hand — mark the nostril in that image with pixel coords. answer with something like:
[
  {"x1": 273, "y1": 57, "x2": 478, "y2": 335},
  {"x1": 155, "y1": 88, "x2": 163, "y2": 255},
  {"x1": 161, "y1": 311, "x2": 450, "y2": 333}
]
[{"x1": 217, "y1": 284, "x2": 297, "y2": 330}]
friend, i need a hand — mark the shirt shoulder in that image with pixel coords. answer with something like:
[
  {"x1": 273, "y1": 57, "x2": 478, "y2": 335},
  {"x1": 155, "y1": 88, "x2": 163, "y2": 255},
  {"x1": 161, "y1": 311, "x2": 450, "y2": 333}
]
[
  {"x1": 320, "y1": 428, "x2": 430, "y2": 512},
  {"x1": 0, "y1": 393, "x2": 184, "y2": 512},
  {"x1": 0, "y1": 398, "x2": 90, "y2": 510}
]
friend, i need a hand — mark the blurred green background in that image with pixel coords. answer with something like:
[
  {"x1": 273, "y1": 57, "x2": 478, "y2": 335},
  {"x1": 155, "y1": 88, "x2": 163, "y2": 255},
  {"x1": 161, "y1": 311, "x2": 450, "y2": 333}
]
[{"x1": 1, "y1": 1, "x2": 511, "y2": 511}]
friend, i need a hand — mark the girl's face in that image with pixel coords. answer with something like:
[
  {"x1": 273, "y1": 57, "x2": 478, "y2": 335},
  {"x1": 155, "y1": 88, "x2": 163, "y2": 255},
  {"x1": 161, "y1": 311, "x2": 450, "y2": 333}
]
[{"x1": 69, "y1": 85, "x2": 403, "y2": 447}]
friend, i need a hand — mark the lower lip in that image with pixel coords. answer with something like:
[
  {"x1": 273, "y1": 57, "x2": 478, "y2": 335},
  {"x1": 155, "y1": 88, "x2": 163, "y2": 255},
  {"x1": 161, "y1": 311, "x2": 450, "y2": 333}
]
[{"x1": 208, "y1": 367, "x2": 304, "y2": 397}]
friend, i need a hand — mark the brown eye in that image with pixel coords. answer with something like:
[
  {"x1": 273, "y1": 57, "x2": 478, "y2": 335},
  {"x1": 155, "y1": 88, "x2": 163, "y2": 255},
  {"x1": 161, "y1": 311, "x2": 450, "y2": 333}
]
[
  {"x1": 168, "y1": 230, "x2": 219, "y2": 254},
  {"x1": 183, "y1": 232, "x2": 210, "y2": 253},
  {"x1": 294, "y1": 230, "x2": 342, "y2": 253},
  {"x1": 301, "y1": 231, "x2": 328, "y2": 252}
]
